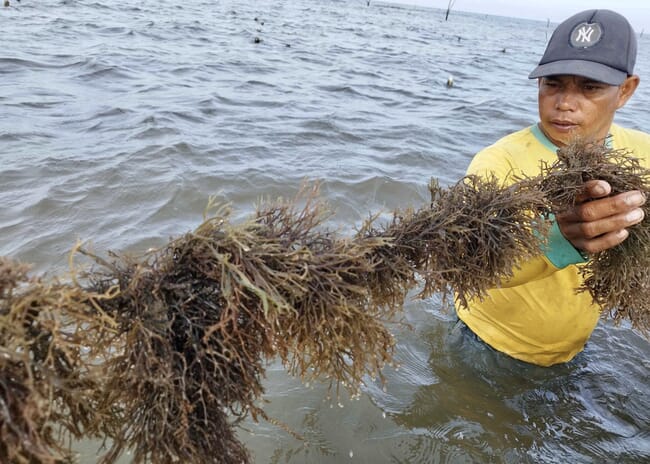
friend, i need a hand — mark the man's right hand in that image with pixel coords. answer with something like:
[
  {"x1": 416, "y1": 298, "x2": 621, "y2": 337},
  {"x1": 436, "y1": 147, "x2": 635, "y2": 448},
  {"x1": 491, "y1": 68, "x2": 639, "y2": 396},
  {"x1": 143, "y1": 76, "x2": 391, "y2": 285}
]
[{"x1": 555, "y1": 179, "x2": 646, "y2": 254}]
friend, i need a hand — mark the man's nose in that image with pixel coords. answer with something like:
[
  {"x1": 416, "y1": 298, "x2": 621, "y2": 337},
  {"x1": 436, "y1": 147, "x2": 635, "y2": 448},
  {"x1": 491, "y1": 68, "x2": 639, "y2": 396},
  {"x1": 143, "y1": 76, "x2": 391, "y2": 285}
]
[{"x1": 555, "y1": 90, "x2": 578, "y2": 111}]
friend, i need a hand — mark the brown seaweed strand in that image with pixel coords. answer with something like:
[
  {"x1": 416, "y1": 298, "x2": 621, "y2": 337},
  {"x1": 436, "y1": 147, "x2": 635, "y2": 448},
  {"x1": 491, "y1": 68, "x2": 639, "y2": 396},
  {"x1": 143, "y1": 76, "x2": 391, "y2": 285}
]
[
  {"x1": 253, "y1": 192, "x2": 397, "y2": 396},
  {"x1": 1, "y1": 257, "x2": 117, "y2": 464},
  {"x1": 362, "y1": 175, "x2": 550, "y2": 308},
  {"x1": 84, "y1": 234, "x2": 258, "y2": 464}
]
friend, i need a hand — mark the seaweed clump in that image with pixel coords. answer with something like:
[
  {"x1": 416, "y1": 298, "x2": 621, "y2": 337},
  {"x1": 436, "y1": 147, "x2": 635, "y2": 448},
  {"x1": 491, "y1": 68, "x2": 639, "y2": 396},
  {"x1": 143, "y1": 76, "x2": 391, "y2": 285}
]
[
  {"x1": 80, "y1": 193, "x2": 397, "y2": 464},
  {"x1": 74, "y1": 177, "x2": 549, "y2": 463},
  {"x1": 540, "y1": 139, "x2": 650, "y2": 331},
  {"x1": 0, "y1": 257, "x2": 116, "y2": 464},
  {"x1": 361, "y1": 174, "x2": 550, "y2": 308}
]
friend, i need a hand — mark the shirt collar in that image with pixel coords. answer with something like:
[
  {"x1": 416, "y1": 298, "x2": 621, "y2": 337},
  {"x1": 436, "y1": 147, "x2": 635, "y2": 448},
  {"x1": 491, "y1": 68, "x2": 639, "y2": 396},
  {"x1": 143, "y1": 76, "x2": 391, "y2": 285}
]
[
  {"x1": 531, "y1": 123, "x2": 558, "y2": 152},
  {"x1": 530, "y1": 123, "x2": 614, "y2": 151}
]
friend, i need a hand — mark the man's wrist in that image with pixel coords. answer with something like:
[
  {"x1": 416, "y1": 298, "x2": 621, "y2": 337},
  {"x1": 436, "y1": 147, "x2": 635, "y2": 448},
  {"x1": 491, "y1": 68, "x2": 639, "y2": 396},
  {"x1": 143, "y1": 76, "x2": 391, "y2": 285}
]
[{"x1": 542, "y1": 216, "x2": 589, "y2": 268}]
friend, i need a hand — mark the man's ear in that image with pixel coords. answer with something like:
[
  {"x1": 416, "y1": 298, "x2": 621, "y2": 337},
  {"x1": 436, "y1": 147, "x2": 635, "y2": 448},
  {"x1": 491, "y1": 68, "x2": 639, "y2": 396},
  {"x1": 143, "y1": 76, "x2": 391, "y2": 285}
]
[{"x1": 617, "y1": 75, "x2": 640, "y2": 108}]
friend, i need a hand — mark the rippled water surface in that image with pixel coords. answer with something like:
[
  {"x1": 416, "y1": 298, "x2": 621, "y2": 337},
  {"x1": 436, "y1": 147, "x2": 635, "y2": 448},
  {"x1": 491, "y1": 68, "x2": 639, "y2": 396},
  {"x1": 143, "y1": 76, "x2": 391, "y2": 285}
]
[{"x1": 2, "y1": 1, "x2": 649, "y2": 463}]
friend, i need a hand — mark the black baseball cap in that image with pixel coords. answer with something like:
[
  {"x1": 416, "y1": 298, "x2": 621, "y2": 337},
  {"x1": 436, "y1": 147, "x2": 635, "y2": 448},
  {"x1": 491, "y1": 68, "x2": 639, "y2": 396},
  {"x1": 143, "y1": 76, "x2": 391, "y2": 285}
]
[{"x1": 529, "y1": 9, "x2": 637, "y2": 85}]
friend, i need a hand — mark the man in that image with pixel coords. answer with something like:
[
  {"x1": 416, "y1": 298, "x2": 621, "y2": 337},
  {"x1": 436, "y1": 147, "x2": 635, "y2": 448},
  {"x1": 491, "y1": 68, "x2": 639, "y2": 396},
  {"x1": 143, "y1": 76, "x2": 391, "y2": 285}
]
[{"x1": 455, "y1": 9, "x2": 650, "y2": 366}]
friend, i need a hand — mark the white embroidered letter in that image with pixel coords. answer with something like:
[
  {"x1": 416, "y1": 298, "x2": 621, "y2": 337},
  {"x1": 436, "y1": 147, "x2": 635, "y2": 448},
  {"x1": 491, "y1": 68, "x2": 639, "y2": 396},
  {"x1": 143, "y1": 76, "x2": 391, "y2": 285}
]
[{"x1": 576, "y1": 26, "x2": 595, "y2": 43}]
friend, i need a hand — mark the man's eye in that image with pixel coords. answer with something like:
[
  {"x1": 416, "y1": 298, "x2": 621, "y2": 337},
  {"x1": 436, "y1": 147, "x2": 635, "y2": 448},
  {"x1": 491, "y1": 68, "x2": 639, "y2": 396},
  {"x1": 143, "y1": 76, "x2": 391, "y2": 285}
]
[{"x1": 583, "y1": 83, "x2": 603, "y2": 91}]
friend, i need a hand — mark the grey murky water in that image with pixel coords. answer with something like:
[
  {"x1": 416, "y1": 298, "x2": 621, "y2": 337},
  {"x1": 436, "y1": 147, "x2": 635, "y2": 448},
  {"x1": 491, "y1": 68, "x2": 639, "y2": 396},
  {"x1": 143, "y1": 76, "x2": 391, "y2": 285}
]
[{"x1": 2, "y1": 0, "x2": 649, "y2": 462}]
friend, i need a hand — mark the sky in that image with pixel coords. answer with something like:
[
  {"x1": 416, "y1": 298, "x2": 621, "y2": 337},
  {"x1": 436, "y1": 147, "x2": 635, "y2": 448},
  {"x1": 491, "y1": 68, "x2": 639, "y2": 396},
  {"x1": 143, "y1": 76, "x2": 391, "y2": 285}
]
[{"x1": 388, "y1": 0, "x2": 650, "y2": 32}]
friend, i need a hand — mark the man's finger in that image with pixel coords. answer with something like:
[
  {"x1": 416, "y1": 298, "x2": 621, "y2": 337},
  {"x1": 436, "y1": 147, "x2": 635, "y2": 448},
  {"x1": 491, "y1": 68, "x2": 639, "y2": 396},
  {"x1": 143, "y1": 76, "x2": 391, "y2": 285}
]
[
  {"x1": 560, "y1": 208, "x2": 645, "y2": 239},
  {"x1": 574, "y1": 180, "x2": 611, "y2": 203},
  {"x1": 574, "y1": 229, "x2": 630, "y2": 255}
]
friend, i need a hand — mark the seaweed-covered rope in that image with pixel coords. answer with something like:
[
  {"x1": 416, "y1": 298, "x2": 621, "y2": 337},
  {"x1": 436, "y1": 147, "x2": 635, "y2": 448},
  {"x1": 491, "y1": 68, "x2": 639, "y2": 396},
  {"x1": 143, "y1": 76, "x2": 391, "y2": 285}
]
[{"x1": 1, "y1": 141, "x2": 648, "y2": 463}]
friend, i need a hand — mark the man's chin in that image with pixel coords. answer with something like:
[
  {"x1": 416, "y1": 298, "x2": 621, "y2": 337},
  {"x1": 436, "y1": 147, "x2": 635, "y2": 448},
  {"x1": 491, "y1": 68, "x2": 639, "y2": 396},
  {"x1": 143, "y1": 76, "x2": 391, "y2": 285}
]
[{"x1": 546, "y1": 130, "x2": 584, "y2": 147}]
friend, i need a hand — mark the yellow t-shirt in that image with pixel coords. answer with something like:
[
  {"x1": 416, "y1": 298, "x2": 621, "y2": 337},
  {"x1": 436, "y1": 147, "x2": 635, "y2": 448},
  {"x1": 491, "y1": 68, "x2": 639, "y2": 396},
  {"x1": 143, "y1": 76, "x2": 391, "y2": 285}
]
[{"x1": 455, "y1": 123, "x2": 650, "y2": 366}]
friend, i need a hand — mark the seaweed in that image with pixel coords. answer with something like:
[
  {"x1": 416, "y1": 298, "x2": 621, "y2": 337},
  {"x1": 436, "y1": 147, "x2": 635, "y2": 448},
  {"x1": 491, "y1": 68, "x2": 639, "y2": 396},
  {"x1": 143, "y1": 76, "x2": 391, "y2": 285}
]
[
  {"x1": 0, "y1": 141, "x2": 648, "y2": 463},
  {"x1": 0, "y1": 256, "x2": 117, "y2": 463},
  {"x1": 67, "y1": 178, "x2": 549, "y2": 463},
  {"x1": 361, "y1": 175, "x2": 549, "y2": 309},
  {"x1": 540, "y1": 139, "x2": 650, "y2": 332}
]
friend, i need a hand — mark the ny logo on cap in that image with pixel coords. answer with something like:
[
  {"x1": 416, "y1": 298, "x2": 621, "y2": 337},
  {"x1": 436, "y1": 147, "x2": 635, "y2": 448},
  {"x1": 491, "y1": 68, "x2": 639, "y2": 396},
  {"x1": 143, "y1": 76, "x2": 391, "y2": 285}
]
[{"x1": 570, "y1": 22, "x2": 603, "y2": 48}]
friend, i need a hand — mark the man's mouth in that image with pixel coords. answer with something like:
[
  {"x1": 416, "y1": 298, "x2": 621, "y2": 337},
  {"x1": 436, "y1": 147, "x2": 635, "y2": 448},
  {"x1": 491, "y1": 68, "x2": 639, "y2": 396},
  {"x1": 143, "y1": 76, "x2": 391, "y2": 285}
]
[{"x1": 550, "y1": 120, "x2": 579, "y2": 131}]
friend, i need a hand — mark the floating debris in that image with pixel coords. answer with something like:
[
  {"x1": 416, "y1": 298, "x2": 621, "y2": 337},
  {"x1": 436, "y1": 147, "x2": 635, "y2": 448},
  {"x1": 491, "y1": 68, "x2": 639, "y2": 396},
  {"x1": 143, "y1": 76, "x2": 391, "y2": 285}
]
[{"x1": 446, "y1": 75, "x2": 454, "y2": 87}]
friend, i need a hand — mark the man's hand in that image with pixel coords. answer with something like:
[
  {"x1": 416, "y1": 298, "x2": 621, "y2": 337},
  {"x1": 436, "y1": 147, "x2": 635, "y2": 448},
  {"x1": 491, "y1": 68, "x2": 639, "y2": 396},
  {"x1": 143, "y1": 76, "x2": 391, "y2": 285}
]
[{"x1": 556, "y1": 179, "x2": 646, "y2": 254}]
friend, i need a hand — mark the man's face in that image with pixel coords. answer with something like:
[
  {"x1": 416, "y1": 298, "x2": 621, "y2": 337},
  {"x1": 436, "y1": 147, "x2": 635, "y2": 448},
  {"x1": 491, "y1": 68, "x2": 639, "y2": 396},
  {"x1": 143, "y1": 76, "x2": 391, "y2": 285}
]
[{"x1": 537, "y1": 75, "x2": 633, "y2": 147}]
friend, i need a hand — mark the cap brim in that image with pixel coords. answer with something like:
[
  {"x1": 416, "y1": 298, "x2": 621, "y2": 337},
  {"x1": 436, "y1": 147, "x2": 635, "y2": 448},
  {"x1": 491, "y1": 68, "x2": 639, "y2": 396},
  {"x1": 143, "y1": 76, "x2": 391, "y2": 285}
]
[{"x1": 528, "y1": 60, "x2": 628, "y2": 85}]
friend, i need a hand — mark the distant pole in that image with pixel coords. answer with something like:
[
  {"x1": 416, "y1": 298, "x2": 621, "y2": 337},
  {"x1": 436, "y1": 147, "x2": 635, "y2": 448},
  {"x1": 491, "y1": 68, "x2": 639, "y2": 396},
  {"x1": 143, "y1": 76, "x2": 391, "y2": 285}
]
[{"x1": 445, "y1": 0, "x2": 457, "y2": 21}]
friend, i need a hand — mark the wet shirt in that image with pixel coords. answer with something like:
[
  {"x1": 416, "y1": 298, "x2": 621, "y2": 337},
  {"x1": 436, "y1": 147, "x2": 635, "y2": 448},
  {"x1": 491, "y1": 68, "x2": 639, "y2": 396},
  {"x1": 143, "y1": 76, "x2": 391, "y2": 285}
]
[{"x1": 456, "y1": 123, "x2": 650, "y2": 366}]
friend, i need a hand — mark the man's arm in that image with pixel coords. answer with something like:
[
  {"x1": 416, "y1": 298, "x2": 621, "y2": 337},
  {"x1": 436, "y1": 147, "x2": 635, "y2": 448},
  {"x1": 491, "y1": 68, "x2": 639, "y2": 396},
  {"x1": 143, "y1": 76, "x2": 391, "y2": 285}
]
[{"x1": 497, "y1": 181, "x2": 646, "y2": 288}]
